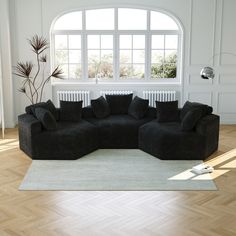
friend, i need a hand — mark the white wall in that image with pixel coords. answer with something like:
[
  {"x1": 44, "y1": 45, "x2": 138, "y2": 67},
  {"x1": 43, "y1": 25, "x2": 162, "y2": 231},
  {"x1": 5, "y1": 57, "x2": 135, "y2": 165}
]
[
  {"x1": 0, "y1": 0, "x2": 15, "y2": 128},
  {"x1": 6, "y1": 0, "x2": 236, "y2": 126}
]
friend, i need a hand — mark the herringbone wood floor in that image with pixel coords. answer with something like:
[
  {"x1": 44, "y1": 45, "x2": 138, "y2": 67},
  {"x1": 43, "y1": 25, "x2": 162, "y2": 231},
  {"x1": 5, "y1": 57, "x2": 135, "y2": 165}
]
[{"x1": 0, "y1": 126, "x2": 236, "y2": 236}]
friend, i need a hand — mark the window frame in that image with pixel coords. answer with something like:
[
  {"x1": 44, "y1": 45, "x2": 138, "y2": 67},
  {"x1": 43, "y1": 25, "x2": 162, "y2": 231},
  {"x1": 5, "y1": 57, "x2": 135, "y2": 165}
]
[{"x1": 51, "y1": 7, "x2": 183, "y2": 84}]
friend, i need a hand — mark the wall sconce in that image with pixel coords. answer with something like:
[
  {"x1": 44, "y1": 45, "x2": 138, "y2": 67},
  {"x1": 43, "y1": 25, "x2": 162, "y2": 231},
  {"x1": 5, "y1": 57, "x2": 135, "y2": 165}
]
[{"x1": 200, "y1": 52, "x2": 236, "y2": 80}]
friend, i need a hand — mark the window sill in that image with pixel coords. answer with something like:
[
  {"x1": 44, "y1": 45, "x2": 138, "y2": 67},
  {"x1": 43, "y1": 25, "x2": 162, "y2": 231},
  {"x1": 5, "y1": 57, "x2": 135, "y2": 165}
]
[{"x1": 52, "y1": 79, "x2": 181, "y2": 86}]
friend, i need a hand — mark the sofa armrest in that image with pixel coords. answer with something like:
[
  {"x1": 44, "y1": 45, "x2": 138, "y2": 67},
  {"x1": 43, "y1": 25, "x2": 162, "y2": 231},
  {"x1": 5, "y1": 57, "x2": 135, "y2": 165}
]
[
  {"x1": 195, "y1": 114, "x2": 220, "y2": 158},
  {"x1": 82, "y1": 105, "x2": 95, "y2": 119},
  {"x1": 196, "y1": 114, "x2": 220, "y2": 136},
  {"x1": 18, "y1": 113, "x2": 42, "y2": 135}
]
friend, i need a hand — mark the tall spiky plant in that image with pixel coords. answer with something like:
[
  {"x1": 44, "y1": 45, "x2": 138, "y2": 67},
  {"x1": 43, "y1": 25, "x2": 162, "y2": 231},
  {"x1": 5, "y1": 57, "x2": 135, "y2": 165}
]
[{"x1": 13, "y1": 35, "x2": 64, "y2": 104}]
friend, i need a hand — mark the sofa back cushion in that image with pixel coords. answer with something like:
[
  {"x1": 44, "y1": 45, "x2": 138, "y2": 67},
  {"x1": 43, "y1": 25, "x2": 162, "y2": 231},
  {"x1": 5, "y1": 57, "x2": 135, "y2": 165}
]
[
  {"x1": 25, "y1": 99, "x2": 59, "y2": 120},
  {"x1": 91, "y1": 96, "x2": 110, "y2": 118},
  {"x1": 60, "y1": 100, "x2": 83, "y2": 122},
  {"x1": 105, "y1": 94, "x2": 133, "y2": 114},
  {"x1": 128, "y1": 96, "x2": 149, "y2": 119},
  {"x1": 181, "y1": 108, "x2": 202, "y2": 131},
  {"x1": 156, "y1": 100, "x2": 179, "y2": 122},
  {"x1": 180, "y1": 101, "x2": 213, "y2": 121},
  {"x1": 34, "y1": 107, "x2": 57, "y2": 131}
]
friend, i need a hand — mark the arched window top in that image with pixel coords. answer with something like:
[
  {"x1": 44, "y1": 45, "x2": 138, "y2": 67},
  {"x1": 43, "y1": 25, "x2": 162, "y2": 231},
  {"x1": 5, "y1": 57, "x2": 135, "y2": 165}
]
[
  {"x1": 53, "y1": 8, "x2": 180, "y2": 31},
  {"x1": 54, "y1": 11, "x2": 82, "y2": 30},
  {"x1": 150, "y1": 11, "x2": 179, "y2": 30}
]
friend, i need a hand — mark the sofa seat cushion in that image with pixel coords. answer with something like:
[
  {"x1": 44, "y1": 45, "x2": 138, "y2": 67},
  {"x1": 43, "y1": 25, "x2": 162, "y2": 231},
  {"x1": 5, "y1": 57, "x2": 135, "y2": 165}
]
[
  {"x1": 139, "y1": 120, "x2": 205, "y2": 160},
  {"x1": 32, "y1": 120, "x2": 98, "y2": 159},
  {"x1": 86, "y1": 115, "x2": 152, "y2": 148}
]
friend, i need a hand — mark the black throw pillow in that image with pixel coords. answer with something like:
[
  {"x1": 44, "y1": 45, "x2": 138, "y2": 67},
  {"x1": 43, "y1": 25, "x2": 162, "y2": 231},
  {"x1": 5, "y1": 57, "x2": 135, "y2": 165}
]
[
  {"x1": 181, "y1": 108, "x2": 202, "y2": 131},
  {"x1": 46, "y1": 100, "x2": 59, "y2": 121},
  {"x1": 34, "y1": 107, "x2": 57, "y2": 131},
  {"x1": 91, "y1": 96, "x2": 110, "y2": 119},
  {"x1": 25, "y1": 100, "x2": 59, "y2": 121},
  {"x1": 128, "y1": 96, "x2": 149, "y2": 119},
  {"x1": 180, "y1": 101, "x2": 213, "y2": 121},
  {"x1": 156, "y1": 100, "x2": 179, "y2": 122},
  {"x1": 105, "y1": 94, "x2": 133, "y2": 114},
  {"x1": 60, "y1": 100, "x2": 83, "y2": 122},
  {"x1": 25, "y1": 102, "x2": 47, "y2": 115}
]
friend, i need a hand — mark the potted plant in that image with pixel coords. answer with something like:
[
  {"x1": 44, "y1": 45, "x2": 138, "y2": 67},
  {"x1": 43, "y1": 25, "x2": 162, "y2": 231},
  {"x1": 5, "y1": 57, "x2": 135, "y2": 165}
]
[{"x1": 14, "y1": 35, "x2": 64, "y2": 104}]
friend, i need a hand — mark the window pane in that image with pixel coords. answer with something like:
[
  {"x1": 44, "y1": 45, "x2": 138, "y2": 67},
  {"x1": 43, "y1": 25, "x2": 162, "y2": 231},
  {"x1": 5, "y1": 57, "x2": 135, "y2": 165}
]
[
  {"x1": 152, "y1": 35, "x2": 164, "y2": 49},
  {"x1": 120, "y1": 50, "x2": 132, "y2": 63},
  {"x1": 55, "y1": 35, "x2": 67, "y2": 49},
  {"x1": 152, "y1": 50, "x2": 164, "y2": 63},
  {"x1": 55, "y1": 50, "x2": 68, "y2": 64},
  {"x1": 133, "y1": 64, "x2": 145, "y2": 78},
  {"x1": 88, "y1": 64, "x2": 96, "y2": 78},
  {"x1": 86, "y1": 9, "x2": 114, "y2": 30},
  {"x1": 101, "y1": 35, "x2": 113, "y2": 49},
  {"x1": 151, "y1": 64, "x2": 163, "y2": 78},
  {"x1": 165, "y1": 50, "x2": 177, "y2": 63},
  {"x1": 151, "y1": 11, "x2": 178, "y2": 30},
  {"x1": 133, "y1": 50, "x2": 145, "y2": 63},
  {"x1": 54, "y1": 12, "x2": 82, "y2": 30},
  {"x1": 69, "y1": 50, "x2": 81, "y2": 63},
  {"x1": 88, "y1": 50, "x2": 100, "y2": 63},
  {"x1": 133, "y1": 35, "x2": 145, "y2": 49},
  {"x1": 163, "y1": 64, "x2": 176, "y2": 78},
  {"x1": 88, "y1": 35, "x2": 100, "y2": 49},
  {"x1": 165, "y1": 35, "x2": 178, "y2": 49},
  {"x1": 120, "y1": 35, "x2": 132, "y2": 49},
  {"x1": 120, "y1": 64, "x2": 132, "y2": 78},
  {"x1": 100, "y1": 63, "x2": 113, "y2": 78},
  {"x1": 101, "y1": 50, "x2": 113, "y2": 63},
  {"x1": 69, "y1": 64, "x2": 81, "y2": 79},
  {"x1": 118, "y1": 8, "x2": 147, "y2": 30},
  {"x1": 61, "y1": 64, "x2": 69, "y2": 78},
  {"x1": 69, "y1": 35, "x2": 81, "y2": 49}
]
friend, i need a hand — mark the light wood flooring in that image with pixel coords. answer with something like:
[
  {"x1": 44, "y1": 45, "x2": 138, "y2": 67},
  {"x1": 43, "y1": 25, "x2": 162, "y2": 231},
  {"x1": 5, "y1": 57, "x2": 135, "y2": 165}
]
[{"x1": 0, "y1": 126, "x2": 236, "y2": 236}]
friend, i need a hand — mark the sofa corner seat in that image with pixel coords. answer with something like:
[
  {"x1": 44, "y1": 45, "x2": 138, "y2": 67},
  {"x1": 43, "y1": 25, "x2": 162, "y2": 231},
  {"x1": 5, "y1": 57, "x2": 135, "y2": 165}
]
[
  {"x1": 18, "y1": 114, "x2": 99, "y2": 160},
  {"x1": 139, "y1": 114, "x2": 220, "y2": 160}
]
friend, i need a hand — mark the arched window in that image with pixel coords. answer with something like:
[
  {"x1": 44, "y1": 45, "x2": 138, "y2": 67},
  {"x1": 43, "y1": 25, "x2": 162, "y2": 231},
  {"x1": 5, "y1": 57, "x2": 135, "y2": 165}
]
[{"x1": 51, "y1": 8, "x2": 182, "y2": 82}]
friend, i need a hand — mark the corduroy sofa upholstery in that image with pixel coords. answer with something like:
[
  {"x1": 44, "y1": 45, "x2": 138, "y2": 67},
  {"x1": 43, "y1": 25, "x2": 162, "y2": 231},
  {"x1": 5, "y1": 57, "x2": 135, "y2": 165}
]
[{"x1": 18, "y1": 103, "x2": 219, "y2": 160}]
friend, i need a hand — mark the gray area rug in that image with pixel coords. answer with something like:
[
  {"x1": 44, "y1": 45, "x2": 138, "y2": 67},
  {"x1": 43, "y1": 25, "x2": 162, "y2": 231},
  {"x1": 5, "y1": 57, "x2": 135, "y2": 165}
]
[{"x1": 19, "y1": 149, "x2": 217, "y2": 191}]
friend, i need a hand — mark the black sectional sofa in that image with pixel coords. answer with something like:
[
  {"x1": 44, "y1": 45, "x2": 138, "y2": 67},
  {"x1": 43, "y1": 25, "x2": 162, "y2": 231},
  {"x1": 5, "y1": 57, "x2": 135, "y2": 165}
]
[{"x1": 18, "y1": 95, "x2": 219, "y2": 160}]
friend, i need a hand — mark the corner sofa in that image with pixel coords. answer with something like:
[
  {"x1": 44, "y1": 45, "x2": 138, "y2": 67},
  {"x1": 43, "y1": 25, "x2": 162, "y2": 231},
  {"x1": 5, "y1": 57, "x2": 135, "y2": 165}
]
[{"x1": 18, "y1": 95, "x2": 219, "y2": 160}]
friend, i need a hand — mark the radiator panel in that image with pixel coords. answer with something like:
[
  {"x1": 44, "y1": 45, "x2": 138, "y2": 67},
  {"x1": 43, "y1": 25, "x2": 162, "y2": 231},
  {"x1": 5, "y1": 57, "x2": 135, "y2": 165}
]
[
  {"x1": 57, "y1": 91, "x2": 90, "y2": 107},
  {"x1": 143, "y1": 91, "x2": 176, "y2": 107}
]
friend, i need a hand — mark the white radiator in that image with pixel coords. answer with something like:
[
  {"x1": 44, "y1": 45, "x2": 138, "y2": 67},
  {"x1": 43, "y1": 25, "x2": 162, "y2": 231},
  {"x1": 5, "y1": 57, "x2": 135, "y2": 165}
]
[
  {"x1": 143, "y1": 91, "x2": 176, "y2": 107},
  {"x1": 100, "y1": 90, "x2": 133, "y2": 96},
  {"x1": 57, "y1": 90, "x2": 90, "y2": 107}
]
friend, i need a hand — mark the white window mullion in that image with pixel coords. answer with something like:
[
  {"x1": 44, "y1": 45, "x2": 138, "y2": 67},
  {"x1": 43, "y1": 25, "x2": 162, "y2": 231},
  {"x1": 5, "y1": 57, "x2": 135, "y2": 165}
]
[
  {"x1": 114, "y1": 7, "x2": 119, "y2": 81},
  {"x1": 146, "y1": 10, "x2": 151, "y2": 80},
  {"x1": 163, "y1": 35, "x2": 166, "y2": 79},
  {"x1": 67, "y1": 35, "x2": 70, "y2": 79},
  {"x1": 52, "y1": 33, "x2": 56, "y2": 82},
  {"x1": 99, "y1": 35, "x2": 102, "y2": 78},
  {"x1": 82, "y1": 10, "x2": 87, "y2": 81},
  {"x1": 131, "y1": 35, "x2": 134, "y2": 77}
]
